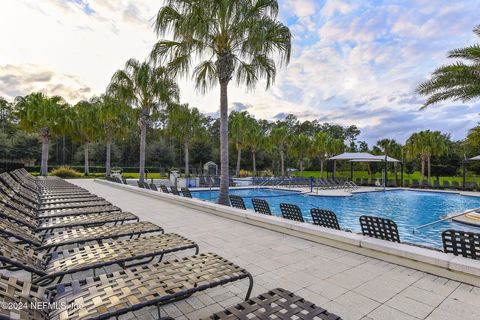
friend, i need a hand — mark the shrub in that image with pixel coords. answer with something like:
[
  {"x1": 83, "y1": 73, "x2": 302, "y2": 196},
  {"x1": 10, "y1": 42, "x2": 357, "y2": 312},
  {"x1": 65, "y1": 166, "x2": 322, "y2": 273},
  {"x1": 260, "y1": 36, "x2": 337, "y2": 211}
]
[
  {"x1": 260, "y1": 169, "x2": 274, "y2": 177},
  {"x1": 239, "y1": 169, "x2": 251, "y2": 177},
  {"x1": 50, "y1": 166, "x2": 83, "y2": 178}
]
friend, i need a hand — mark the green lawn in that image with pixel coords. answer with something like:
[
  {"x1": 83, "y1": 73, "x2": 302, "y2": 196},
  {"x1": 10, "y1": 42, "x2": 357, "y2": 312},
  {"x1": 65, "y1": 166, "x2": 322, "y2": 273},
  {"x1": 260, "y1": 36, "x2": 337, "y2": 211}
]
[{"x1": 293, "y1": 170, "x2": 476, "y2": 183}]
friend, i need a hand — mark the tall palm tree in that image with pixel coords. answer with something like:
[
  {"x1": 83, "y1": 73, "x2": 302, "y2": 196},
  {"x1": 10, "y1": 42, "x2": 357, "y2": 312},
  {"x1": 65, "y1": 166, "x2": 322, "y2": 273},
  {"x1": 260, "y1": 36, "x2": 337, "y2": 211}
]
[
  {"x1": 152, "y1": 0, "x2": 291, "y2": 205},
  {"x1": 269, "y1": 125, "x2": 289, "y2": 176},
  {"x1": 311, "y1": 131, "x2": 332, "y2": 178},
  {"x1": 417, "y1": 25, "x2": 480, "y2": 107},
  {"x1": 166, "y1": 103, "x2": 205, "y2": 176},
  {"x1": 290, "y1": 133, "x2": 310, "y2": 175},
  {"x1": 246, "y1": 119, "x2": 264, "y2": 177},
  {"x1": 426, "y1": 131, "x2": 448, "y2": 182},
  {"x1": 229, "y1": 111, "x2": 251, "y2": 176},
  {"x1": 72, "y1": 100, "x2": 100, "y2": 176},
  {"x1": 96, "y1": 94, "x2": 133, "y2": 175},
  {"x1": 15, "y1": 92, "x2": 67, "y2": 176},
  {"x1": 109, "y1": 59, "x2": 179, "y2": 183},
  {"x1": 376, "y1": 138, "x2": 402, "y2": 181},
  {"x1": 328, "y1": 138, "x2": 345, "y2": 178}
]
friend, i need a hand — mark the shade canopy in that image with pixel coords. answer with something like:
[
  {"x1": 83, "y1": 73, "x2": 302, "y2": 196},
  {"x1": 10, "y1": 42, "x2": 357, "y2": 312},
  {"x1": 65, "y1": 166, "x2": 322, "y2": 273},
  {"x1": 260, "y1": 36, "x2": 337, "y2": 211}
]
[{"x1": 329, "y1": 152, "x2": 400, "y2": 162}]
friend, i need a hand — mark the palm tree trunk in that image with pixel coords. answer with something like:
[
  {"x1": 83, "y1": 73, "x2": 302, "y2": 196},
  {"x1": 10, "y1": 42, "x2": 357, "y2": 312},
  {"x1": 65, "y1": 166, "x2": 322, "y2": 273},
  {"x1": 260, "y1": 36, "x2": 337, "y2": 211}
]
[
  {"x1": 333, "y1": 160, "x2": 337, "y2": 178},
  {"x1": 139, "y1": 120, "x2": 147, "y2": 183},
  {"x1": 252, "y1": 151, "x2": 256, "y2": 177},
  {"x1": 218, "y1": 81, "x2": 229, "y2": 205},
  {"x1": 106, "y1": 139, "x2": 112, "y2": 175},
  {"x1": 427, "y1": 156, "x2": 431, "y2": 183},
  {"x1": 300, "y1": 158, "x2": 304, "y2": 174},
  {"x1": 84, "y1": 142, "x2": 90, "y2": 176},
  {"x1": 320, "y1": 159, "x2": 324, "y2": 178},
  {"x1": 40, "y1": 136, "x2": 49, "y2": 176},
  {"x1": 236, "y1": 147, "x2": 242, "y2": 176},
  {"x1": 280, "y1": 150, "x2": 285, "y2": 176},
  {"x1": 184, "y1": 142, "x2": 189, "y2": 177},
  {"x1": 420, "y1": 157, "x2": 425, "y2": 182},
  {"x1": 62, "y1": 135, "x2": 66, "y2": 164}
]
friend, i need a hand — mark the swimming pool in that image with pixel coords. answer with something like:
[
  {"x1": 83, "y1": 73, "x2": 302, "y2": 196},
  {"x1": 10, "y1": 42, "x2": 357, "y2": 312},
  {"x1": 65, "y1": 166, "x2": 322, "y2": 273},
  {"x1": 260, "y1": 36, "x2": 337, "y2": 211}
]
[{"x1": 192, "y1": 188, "x2": 480, "y2": 248}]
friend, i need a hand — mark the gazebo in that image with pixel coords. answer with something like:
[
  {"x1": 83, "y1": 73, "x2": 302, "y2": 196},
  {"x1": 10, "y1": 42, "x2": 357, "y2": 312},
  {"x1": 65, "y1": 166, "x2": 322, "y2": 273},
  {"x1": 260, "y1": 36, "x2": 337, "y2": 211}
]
[{"x1": 328, "y1": 152, "x2": 401, "y2": 187}]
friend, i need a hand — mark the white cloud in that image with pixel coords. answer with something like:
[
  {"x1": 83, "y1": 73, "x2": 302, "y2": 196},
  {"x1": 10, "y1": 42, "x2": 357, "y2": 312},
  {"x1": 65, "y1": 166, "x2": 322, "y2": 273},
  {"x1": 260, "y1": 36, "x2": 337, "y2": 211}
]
[{"x1": 284, "y1": 0, "x2": 317, "y2": 18}]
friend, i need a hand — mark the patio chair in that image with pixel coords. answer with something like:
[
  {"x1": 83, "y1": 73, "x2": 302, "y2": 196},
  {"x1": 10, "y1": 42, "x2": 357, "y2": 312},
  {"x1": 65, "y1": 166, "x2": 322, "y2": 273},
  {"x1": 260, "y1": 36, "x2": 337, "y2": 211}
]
[
  {"x1": 403, "y1": 179, "x2": 410, "y2": 187},
  {"x1": 0, "y1": 179, "x2": 101, "y2": 205},
  {"x1": 229, "y1": 195, "x2": 246, "y2": 210},
  {"x1": 472, "y1": 182, "x2": 479, "y2": 191},
  {"x1": 452, "y1": 181, "x2": 461, "y2": 190},
  {"x1": 411, "y1": 179, "x2": 420, "y2": 188},
  {"x1": 433, "y1": 180, "x2": 440, "y2": 189},
  {"x1": 251, "y1": 198, "x2": 272, "y2": 215},
  {"x1": 442, "y1": 229, "x2": 480, "y2": 260},
  {"x1": 443, "y1": 181, "x2": 451, "y2": 189},
  {"x1": 0, "y1": 204, "x2": 139, "y2": 232},
  {"x1": 0, "y1": 253, "x2": 253, "y2": 320},
  {"x1": 359, "y1": 215, "x2": 400, "y2": 243},
  {"x1": 181, "y1": 187, "x2": 192, "y2": 198},
  {"x1": 203, "y1": 288, "x2": 341, "y2": 320},
  {"x1": 170, "y1": 186, "x2": 180, "y2": 195},
  {"x1": 160, "y1": 184, "x2": 170, "y2": 193},
  {"x1": 121, "y1": 177, "x2": 128, "y2": 184},
  {"x1": 310, "y1": 208, "x2": 340, "y2": 230},
  {"x1": 421, "y1": 180, "x2": 431, "y2": 189},
  {"x1": 387, "y1": 180, "x2": 396, "y2": 187},
  {"x1": 149, "y1": 183, "x2": 158, "y2": 191},
  {"x1": 137, "y1": 181, "x2": 145, "y2": 188},
  {"x1": 0, "y1": 233, "x2": 199, "y2": 285},
  {"x1": 279, "y1": 203, "x2": 304, "y2": 222},
  {"x1": 0, "y1": 218, "x2": 163, "y2": 251}
]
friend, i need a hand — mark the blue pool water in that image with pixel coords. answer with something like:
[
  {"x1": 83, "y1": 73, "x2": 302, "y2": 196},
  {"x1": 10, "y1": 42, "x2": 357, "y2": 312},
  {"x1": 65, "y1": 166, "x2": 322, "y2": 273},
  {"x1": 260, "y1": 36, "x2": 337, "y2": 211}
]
[{"x1": 192, "y1": 188, "x2": 480, "y2": 248}]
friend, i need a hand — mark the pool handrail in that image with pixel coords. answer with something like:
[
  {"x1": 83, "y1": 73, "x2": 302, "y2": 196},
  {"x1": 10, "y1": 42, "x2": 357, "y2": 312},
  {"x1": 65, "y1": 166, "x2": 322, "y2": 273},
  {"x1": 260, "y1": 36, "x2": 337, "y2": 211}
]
[{"x1": 412, "y1": 206, "x2": 480, "y2": 233}]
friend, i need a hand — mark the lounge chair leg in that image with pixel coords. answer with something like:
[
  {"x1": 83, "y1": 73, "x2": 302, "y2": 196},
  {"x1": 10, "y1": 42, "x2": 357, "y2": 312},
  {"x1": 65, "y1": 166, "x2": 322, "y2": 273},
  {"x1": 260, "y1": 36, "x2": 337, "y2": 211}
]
[
  {"x1": 245, "y1": 273, "x2": 254, "y2": 301},
  {"x1": 156, "y1": 304, "x2": 174, "y2": 320},
  {"x1": 194, "y1": 244, "x2": 199, "y2": 255}
]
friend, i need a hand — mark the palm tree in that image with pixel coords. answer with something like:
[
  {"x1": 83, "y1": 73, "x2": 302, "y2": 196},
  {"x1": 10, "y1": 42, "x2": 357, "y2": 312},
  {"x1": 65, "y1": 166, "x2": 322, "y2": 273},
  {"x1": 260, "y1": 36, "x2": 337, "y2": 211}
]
[
  {"x1": 311, "y1": 132, "x2": 332, "y2": 178},
  {"x1": 72, "y1": 100, "x2": 100, "y2": 176},
  {"x1": 152, "y1": 0, "x2": 291, "y2": 205},
  {"x1": 376, "y1": 139, "x2": 402, "y2": 181},
  {"x1": 109, "y1": 59, "x2": 179, "y2": 183},
  {"x1": 15, "y1": 92, "x2": 67, "y2": 176},
  {"x1": 96, "y1": 94, "x2": 133, "y2": 175},
  {"x1": 290, "y1": 133, "x2": 310, "y2": 175},
  {"x1": 328, "y1": 138, "x2": 345, "y2": 178},
  {"x1": 166, "y1": 103, "x2": 205, "y2": 176},
  {"x1": 405, "y1": 131, "x2": 448, "y2": 183},
  {"x1": 269, "y1": 126, "x2": 289, "y2": 176},
  {"x1": 246, "y1": 119, "x2": 264, "y2": 177},
  {"x1": 417, "y1": 25, "x2": 480, "y2": 107},
  {"x1": 405, "y1": 132, "x2": 429, "y2": 182},
  {"x1": 426, "y1": 131, "x2": 448, "y2": 182},
  {"x1": 229, "y1": 111, "x2": 251, "y2": 176}
]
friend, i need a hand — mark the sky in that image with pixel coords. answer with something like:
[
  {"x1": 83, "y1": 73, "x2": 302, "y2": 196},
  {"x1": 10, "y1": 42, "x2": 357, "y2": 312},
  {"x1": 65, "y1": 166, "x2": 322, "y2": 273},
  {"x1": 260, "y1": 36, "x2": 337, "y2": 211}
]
[{"x1": 0, "y1": 0, "x2": 479, "y2": 146}]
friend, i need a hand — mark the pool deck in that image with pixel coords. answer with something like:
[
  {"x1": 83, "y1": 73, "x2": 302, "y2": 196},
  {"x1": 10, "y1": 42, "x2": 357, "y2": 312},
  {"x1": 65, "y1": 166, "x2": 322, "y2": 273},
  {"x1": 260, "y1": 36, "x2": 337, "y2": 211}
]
[{"x1": 63, "y1": 179, "x2": 480, "y2": 320}]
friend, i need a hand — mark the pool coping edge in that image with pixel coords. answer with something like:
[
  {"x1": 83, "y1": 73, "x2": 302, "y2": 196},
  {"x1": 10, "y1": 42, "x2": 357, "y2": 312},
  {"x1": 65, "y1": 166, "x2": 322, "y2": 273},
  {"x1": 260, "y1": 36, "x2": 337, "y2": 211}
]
[{"x1": 95, "y1": 179, "x2": 480, "y2": 287}]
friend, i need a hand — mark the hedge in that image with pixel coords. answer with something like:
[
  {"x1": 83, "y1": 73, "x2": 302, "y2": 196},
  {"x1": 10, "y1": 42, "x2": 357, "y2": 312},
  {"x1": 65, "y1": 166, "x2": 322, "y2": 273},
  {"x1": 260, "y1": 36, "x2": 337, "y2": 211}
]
[{"x1": 25, "y1": 165, "x2": 163, "y2": 174}]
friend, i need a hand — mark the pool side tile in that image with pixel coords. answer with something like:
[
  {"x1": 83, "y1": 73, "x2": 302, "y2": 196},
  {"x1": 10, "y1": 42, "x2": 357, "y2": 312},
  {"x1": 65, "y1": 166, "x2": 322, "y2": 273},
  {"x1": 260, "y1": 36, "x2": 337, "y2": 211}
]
[
  {"x1": 360, "y1": 237, "x2": 453, "y2": 268},
  {"x1": 290, "y1": 221, "x2": 364, "y2": 246},
  {"x1": 448, "y1": 256, "x2": 480, "y2": 280}
]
